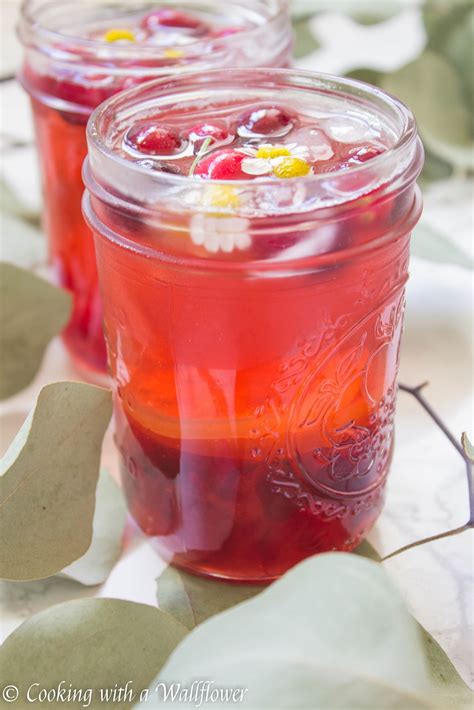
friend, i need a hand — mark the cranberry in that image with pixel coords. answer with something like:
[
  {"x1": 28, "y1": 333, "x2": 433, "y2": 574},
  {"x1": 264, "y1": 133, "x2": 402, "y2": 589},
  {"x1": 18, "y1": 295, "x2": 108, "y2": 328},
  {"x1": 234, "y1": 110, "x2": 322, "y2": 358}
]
[
  {"x1": 194, "y1": 149, "x2": 248, "y2": 180},
  {"x1": 141, "y1": 9, "x2": 206, "y2": 32},
  {"x1": 237, "y1": 106, "x2": 295, "y2": 138},
  {"x1": 125, "y1": 122, "x2": 184, "y2": 156},
  {"x1": 347, "y1": 145, "x2": 385, "y2": 164},
  {"x1": 186, "y1": 122, "x2": 231, "y2": 150}
]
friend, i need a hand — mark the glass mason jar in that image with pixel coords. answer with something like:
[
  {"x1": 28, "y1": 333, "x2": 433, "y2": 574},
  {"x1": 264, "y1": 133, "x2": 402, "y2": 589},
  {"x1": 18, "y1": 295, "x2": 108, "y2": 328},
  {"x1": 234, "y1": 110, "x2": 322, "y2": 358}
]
[
  {"x1": 17, "y1": 0, "x2": 292, "y2": 376},
  {"x1": 83, "y1": 69, "x2": 424, "y2": 582}
]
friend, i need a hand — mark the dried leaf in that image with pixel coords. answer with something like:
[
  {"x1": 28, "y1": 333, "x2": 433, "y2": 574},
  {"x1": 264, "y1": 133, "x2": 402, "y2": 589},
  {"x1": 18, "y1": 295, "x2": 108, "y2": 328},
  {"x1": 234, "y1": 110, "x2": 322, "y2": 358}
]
[
  {"x1": 420, "y1": 625, "x2": 473, "y2": 710},
  {"x1": 0, "y1": 382, "x2": 112, "y2": 581},
  {"x1": 157, "y1": 567, "x2": 263, "y2": 630},
  {"x1": 0, "y1": 263, "x2": 71, "y2": 399},
  {"x1": 0, "y1": 599, "x2": 188, "y2": 709},
  {"x1": 145, "y1": 554, "x2": 435, "y2": 709},
  {"x1": 382, "y1": 51, "x2": 472, "y2": 168},
  {"x1": 60, "y1": 471, "x2": 127, "y2": 586},
  {"x1": 412, "y1": 223, "x2": 473, "y2": 270},
  {"x1": 0, "y1": 212, "x2": 45, "y2": 268}
]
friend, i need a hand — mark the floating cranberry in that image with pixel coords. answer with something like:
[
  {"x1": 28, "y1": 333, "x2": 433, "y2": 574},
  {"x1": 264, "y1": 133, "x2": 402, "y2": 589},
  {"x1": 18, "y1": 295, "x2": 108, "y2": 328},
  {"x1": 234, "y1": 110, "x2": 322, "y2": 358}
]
[
  {"x1": 136, "y1": 159, "x2": 183, "y2": 175},
  {"x1": 237, "y1": 106, "x2": 295, "y2": 138},
  {"x1": 194, "y1": 149, "x2": 248, "y2": 180},
  {"x1": 347, "y1": 145, "x2": 385, "y2": 164},
  {"x1": 186, "y1": 122, "x2": 231, "y2": 150},
  {"x1": 125, "y1": 122, "x2": 184, "y2": 156},
  {"x1": 141, "y1": 9, "x2": 206, "y2": 32}
]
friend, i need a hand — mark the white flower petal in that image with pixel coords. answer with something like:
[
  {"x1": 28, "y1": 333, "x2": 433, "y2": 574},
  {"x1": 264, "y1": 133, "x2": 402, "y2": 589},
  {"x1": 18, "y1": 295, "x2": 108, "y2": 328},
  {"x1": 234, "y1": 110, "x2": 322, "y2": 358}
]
[
  {"x1": 219, "y1": 232, "x2": 235, "y2": 253},
  {"x1": 190, "y1": 214, "x2": 207, "y2": 245},
  {"x1": 234, "y1": 231, "x2": 252, "y2": 250},
  {"x1": 204, "y1": 231, "x2": 221, "y2": 253},
  {"x1": 241, "y1": 158, "x2": 273, "y2": 175},
  {"x1": 291, "y1": 146, "x2": 311, "y2": 160}
]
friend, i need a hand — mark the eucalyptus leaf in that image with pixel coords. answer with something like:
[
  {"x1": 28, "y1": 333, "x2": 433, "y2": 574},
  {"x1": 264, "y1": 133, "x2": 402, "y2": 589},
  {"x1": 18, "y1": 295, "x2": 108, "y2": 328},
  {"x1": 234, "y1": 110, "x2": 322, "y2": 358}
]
[
  {"x1": 420, "y1": 626, "x2": 473, "y2": 710},
  {"x1": 423, "y1": 2, "x2": 474, "y2": 133},
  {"x1": 60, "y1": 470, "x2": 127, "y2": 586},
  {"x1": 412, "y1": 223, "x2": 474, "y2": 270},
  {"x1": 145, "y1": 554, "x2": 435, "y2": 709},
  {"x1": 354, "y1": 539, "x2": 382, "y2": 561},
  {"x1": 0, "y1": 382, "x2": 112, "y2": 581},
  {"x1": 0, "y1": 176, "x2": 40, "y2": 224},
  {"x1": 0, "y1": 212, "x2": 46, "y2": 269},
  {"x1": 0, "y1": 263, "x2": 72, "y2": 400},
  {"x1": 157, "y1": 567, "x2": 264, "y2": 630},
  {"x1": 0, "y1": 213, "x2": 47, "y2": 269},
  {"x1": 382, "y1": 50, "x2": 473, "y2": 168},
  {"x1": 292, "y1": 17, "x2": 320, "y2": 59},
  {"x1": 0, "y1": 598, "x2": 188, "y2": 709}
]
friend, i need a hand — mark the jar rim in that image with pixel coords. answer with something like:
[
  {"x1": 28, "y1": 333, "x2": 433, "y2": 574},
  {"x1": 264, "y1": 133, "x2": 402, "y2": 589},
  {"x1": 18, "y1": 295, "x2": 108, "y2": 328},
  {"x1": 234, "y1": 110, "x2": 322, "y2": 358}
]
[
  {"x1": 18, "y1": 0, "x2": 289, "y2": 66},
  {"x1": 85, "y1": 67, "x2": 423, "y2": 216}
]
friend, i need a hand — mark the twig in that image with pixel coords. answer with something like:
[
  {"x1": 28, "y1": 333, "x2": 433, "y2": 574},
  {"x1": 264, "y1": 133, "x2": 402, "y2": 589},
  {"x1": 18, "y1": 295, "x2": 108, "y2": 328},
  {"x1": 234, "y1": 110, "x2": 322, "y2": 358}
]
[{"x1": 381, "y1": 382, "x2": 473, "y2": 561}]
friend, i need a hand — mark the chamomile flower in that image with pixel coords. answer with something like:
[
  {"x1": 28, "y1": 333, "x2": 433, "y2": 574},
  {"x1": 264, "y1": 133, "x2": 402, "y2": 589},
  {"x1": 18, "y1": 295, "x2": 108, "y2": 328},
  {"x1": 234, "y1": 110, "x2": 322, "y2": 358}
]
[
  {"x1": 190, "y1": 185, "x2": 251, "y2": 254},
  {"x1": 241, "y1": 143, "x2": 313, "y2": 179}
]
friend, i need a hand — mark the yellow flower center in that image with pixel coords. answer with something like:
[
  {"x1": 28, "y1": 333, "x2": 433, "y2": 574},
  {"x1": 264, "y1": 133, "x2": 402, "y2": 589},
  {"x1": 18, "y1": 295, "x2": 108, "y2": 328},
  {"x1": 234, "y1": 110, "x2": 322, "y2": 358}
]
[
  {"x1": 256, "y1": 145, "x2": 291, "y2": 160},
  {"x1": 164, "y1": 48, "x2": 184, "y2": 59},
  {"x1": 104, "y1": 28, "x2": 136, "y2": 43},
  {"x1": 273, "y1": 157, "x2": 311, "y2": 179},
  {"x1": 206, "y1": 185, "x2": 240, "y2": 209}
]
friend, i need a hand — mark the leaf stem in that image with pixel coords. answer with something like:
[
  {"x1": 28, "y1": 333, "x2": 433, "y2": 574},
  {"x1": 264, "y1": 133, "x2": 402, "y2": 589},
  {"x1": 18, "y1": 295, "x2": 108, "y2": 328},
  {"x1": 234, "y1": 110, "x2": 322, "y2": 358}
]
[{"x1": 188, "y1": 137, "x2": 213, "y2": 177}]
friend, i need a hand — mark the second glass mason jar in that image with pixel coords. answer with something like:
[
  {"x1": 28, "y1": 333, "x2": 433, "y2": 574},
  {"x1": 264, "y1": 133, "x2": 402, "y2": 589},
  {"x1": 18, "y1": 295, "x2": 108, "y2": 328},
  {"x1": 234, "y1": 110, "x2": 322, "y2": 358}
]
[
  {"x1": 84, "y1": 69, "x2": 423, "y2": 582},
  {"x1": 18, "y1": 0, "x2": 292, "y2": 376}
]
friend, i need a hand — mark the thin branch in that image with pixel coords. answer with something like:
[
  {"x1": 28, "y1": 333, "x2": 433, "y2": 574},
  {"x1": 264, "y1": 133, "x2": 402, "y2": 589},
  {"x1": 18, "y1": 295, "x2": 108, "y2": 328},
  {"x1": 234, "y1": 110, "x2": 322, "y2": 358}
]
[
  {"x1": 382, "y1": 524, "x2": 470, "y2": 561},
  {"x1": 381, "y1": 383, "x2": 474, "y2": 561},
  {"x1": 399, "y1": 382, "x2": 465, "y2": 457}
]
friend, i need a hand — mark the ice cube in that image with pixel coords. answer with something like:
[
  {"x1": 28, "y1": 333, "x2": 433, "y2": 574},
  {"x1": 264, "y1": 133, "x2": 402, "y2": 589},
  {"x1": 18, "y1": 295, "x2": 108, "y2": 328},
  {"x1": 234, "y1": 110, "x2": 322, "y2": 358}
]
[
  {"x1": 322, "y1": 115, "x2": 379, "y2": 144},
  {"x1": 288, "y1": 127, "x2": 334, "y2": 161}
]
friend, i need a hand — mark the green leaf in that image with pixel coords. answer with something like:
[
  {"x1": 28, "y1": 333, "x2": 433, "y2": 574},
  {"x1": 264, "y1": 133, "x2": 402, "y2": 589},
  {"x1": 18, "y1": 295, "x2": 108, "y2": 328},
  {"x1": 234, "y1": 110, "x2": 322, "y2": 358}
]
[
  {"x1": 157, "y1": 567, "x2": 264, "y2": 630},
  {"x1": 412, "y1": 223, "x2": 473, "y2": 270},
  {"x1": 0, "y1": 212, "x2": 45, "y2": 269},
  {"x1": 292, "y1": 17, "x2": 320, "y2": 59},
  {"x1": 60, "y1": 471, "x2": 127, "y2": 586},
  {"x1": 0, "y1": 176, "x2": 41, "y2": 225},
  {"x1": 419, "y1": 149, "x2": 454, "y2": 185},
  {"x1": 420, "y1": 626, "x2": 473, "y2": 710},
  {"x1": 0, "y1": 599, "x2": 188, "y2": 709},
  {"x1": 0, "y1": 382, "x2": 112, "y2": 581},
  {"x1": 145, "y1": 554, "x2": 435, "y2": 709},
  {"x1": 353, "y1": 539, "x2": 382, "y2": 561},
  {"x1": 345, "y1": 68, "x2": 384, "y2": 86},
  {"x1": 0, "y1": 263, "x2": 72, "y2": 400},
  {"x1": 382, "y1": 50, "x2": 473, "y2": 168}
]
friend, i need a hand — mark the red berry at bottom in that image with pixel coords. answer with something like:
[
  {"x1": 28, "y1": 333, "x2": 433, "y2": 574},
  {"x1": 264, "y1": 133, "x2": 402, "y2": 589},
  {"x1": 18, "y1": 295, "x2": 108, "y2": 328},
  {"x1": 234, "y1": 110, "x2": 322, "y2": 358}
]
[
  {"x1": 125, "y1": 122, "x2": 183, "y2": 156},
  {"x1": 194, "y1": 149, "x2": 248, "y2": 180}
]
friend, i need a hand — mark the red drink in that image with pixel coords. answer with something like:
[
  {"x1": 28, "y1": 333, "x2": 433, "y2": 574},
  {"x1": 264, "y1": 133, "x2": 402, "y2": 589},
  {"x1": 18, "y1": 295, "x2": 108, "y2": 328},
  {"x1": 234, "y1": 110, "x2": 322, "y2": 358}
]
[
  {"x1": 18, "y1": 0, "x2": 292, "y2": 375},
  {"x1": 84, "y1": 70, "x2": 423, "y2": 581}
]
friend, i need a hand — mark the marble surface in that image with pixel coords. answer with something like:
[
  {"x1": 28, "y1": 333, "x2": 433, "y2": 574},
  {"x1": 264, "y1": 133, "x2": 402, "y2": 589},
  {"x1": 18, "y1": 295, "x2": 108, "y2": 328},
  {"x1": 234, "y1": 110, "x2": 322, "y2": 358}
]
[{"x1": 0, "y1": 1, "x2": 473, "y2": 692}]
